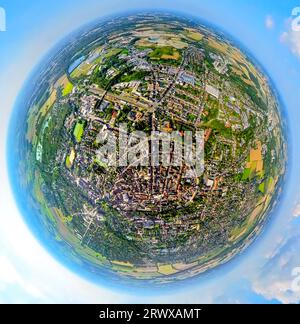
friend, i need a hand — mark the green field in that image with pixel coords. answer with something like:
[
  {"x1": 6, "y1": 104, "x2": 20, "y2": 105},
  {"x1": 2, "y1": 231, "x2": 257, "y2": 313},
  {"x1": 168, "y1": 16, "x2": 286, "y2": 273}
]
[
  {"x1": 149, "y1": 46, "x2": 180, "y2": 61},
  {"x1": 62, "y1": 81, "x2": 74, "y2": 96},
  {"x1": 105, "y1": 48, "x2": 123, "y2": 59},
  {"x1": 258, "y1": 182, "x2": 265, "y2": 193},
  {"x1": 66, "y1": 156, "x2": 72, "y2": 169},
  {"x1": 204, "y1": 119, "x2": 232, "y2": 139},
  {"x1": 73, "y1": 121, "x2": 85, "y2": 143},
  {"x1": 242, "y1": 168, "x2": 251, "y2": 180}
]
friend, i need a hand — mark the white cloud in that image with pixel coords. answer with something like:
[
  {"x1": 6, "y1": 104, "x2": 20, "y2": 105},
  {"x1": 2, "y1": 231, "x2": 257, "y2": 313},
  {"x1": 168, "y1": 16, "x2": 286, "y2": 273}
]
[
  {"x1": 0, "y1": 256, "x2": 44, "y2": 300},
  {"x1": 265, "y1": 15, "x2": 274, "y2": 29},
  {"x1": 253, "y1": 279, "x2": 298, "y2": 304},
  {"x1": 280, "y1": 19, "x2": 300, "y2": 58},
  {"x1": 252, "y1": 234, "x2": 300, "y2": 304},
  {"x1": 0, "y1": 256, "x2": 22, "y2": 287}
]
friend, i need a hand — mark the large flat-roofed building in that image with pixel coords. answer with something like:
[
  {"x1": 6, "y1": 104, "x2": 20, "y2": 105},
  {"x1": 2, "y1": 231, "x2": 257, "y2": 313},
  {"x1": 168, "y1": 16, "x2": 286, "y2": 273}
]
[
  {"x1": 205, "y1": 84, "x2": 220, "y2": 99},
  {"x1": 179, "y1": 72, "x2": 195, "y2": 86}
]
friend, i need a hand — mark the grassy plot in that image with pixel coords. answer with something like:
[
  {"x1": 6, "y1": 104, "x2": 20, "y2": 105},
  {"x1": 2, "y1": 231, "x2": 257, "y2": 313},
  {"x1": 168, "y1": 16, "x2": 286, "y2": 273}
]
[
  {"x1": 203, "y1": 119, "x2": 232, "y2": 139},
  {"x1": 105, "y1": 48, "x2": 123, "y2": 59},
  {"x1": 243, "y1": 141, "x2": 264, "y2": 181},
  {"x1": 62, "y1": 81, "x2": 74, "y2": 96},
  {"x1": 66, "y1": 156, "x2": 72, "y2": 169},
  {"x1": 242, "y1": 168, "x2": 251, "y2": 180},
  {"x1": 39, "y1": 89, "x2": 57, "y2": 117},
  {"x1": 66, "y1": 148, "x2": 76, "y2": 169},
  {"x1": 55, "y1": 74, "x2": 74, "y2": 97},
  {"x1": 258, "y1": 182, "x2": 265, "y2": 193},
  {"x1": 149, "y1": 46, "x2": 180, "y2": 61},
  {"x1": 157, "y1": 264, "x2": 178, "y2": 275},
  {"x1": 26, "y1": 105, "x2": 39, "y2": 145},
  {"x1": 184, "y1": 28, "x2": 204, "y2": 41},
  {"x1": 71, "y1": 62, "x2": 92, "y2": 78},
  {"x1": 73, "y1": 121, "x2": 86, "y2": 143},
  {"x1": 111, "y1": 260, "x2": 135, "y2": 272},
  {"x1": 120, "y1": 70, "x2": 149, "y2": 83},
  {"x1": 240, "y1": 140, "x2": 267, "y2": 183}
]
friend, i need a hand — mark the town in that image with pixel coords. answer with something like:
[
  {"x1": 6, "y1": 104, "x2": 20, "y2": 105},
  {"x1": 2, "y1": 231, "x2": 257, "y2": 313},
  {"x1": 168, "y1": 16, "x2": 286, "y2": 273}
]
[{"x1": 24, "y1": 13, "x2": 286, "y2": 281}]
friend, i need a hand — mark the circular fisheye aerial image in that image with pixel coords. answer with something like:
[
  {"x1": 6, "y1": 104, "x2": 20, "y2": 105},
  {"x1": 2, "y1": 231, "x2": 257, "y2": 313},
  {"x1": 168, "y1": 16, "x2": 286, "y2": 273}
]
[{"x1": 9, "y1": 12, "x2": 287, "y2": 286}]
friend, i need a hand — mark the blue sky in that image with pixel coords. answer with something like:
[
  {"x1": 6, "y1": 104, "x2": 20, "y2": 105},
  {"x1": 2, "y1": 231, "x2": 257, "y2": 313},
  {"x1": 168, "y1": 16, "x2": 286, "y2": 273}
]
[{"x1": 1, "y1": 0, "x2": 300, "y2": 303}]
